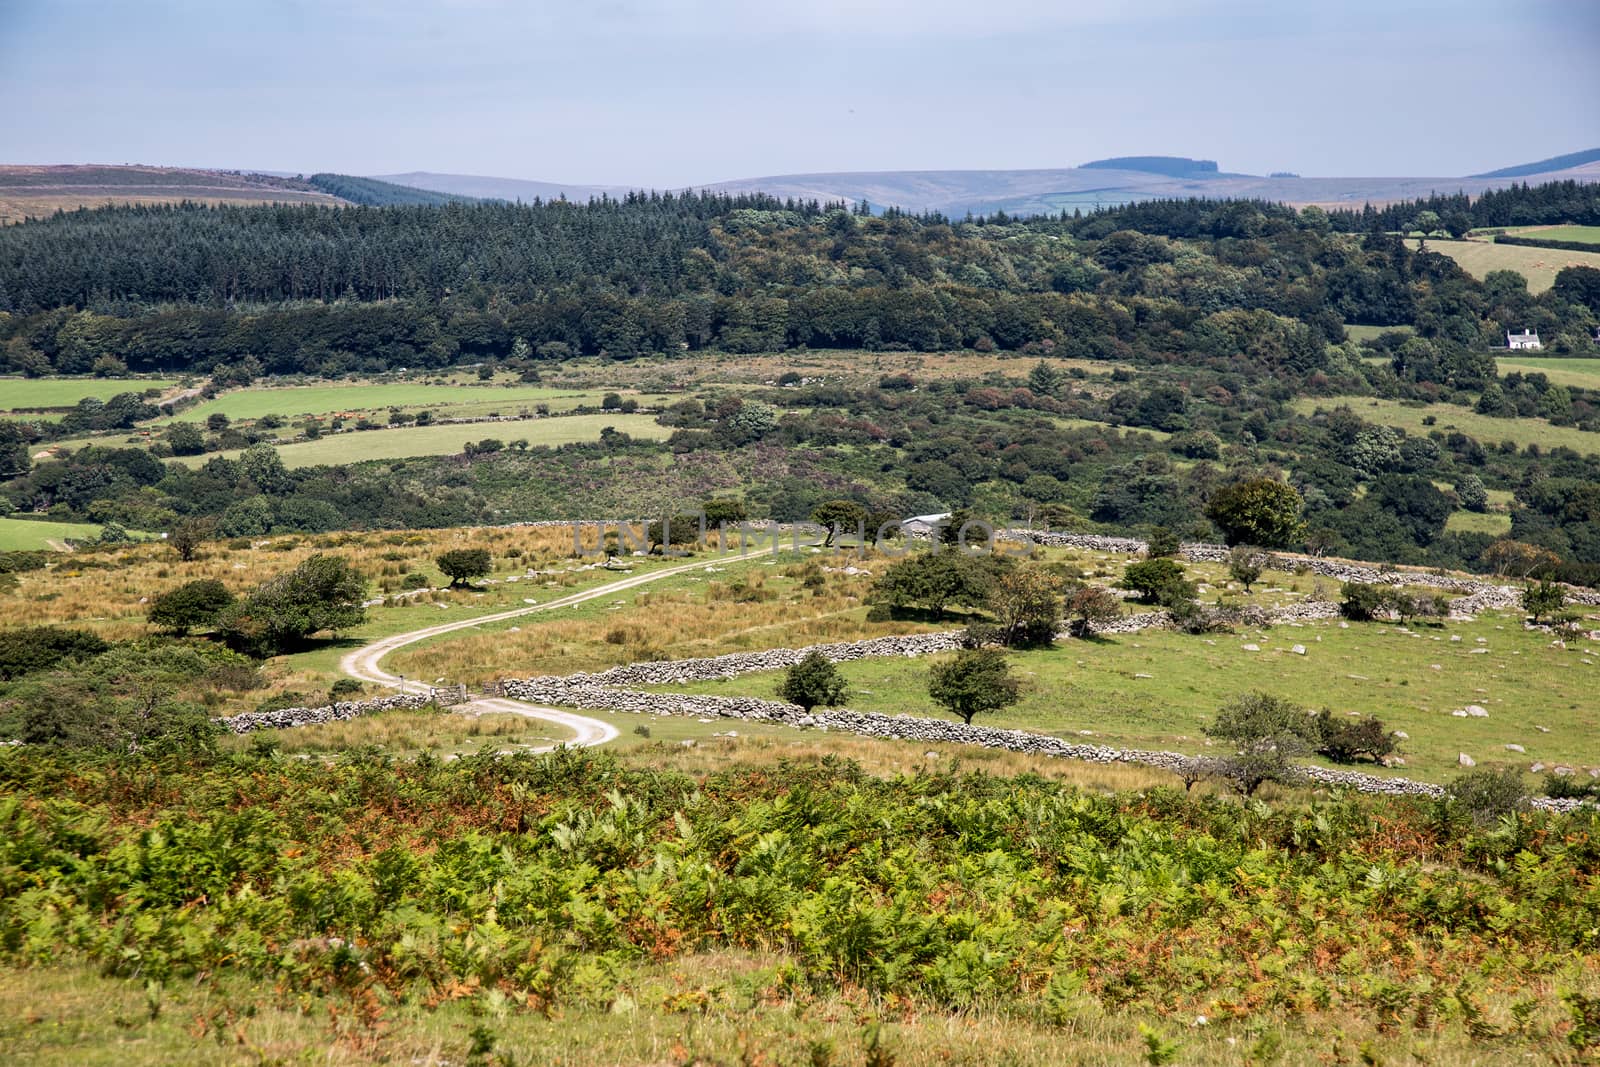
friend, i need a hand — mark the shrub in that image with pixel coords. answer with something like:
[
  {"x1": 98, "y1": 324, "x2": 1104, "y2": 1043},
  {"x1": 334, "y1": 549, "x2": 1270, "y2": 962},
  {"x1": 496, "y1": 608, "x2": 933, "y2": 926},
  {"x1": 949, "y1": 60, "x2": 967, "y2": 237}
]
[
  {"x1": 329, "y1": 677, "x2": 364, "y2": 702},
  {"x1": 1445, "y1": 766, "x2": 1529, "y2": 824},
  {"x1": 777, "y1": 651, "x2": 850, "y2": 711},
  {"x1": 985, "y1": 567, "x2": 1063, "y2": 647},
  {"x1": 0, "y1": 626, "x2": 110, "y2": 681},
  {"x1": 1118, "y1": 559, "x2": 1194, "y2": 604},
  {"x1": 928, "y1": 648, "x2": 1022, "y2": 724},
  {"x1": 1523, "y1": 579, "x2": 1564, "y2": 623},
  {"x1": 1064, "y1": 584, "x2": 1122, "y2": 637},
  {"x1": 215, "y1": 554, "x2": 367, "y2": 657},
  {"x1": 1227, "y1": 545, "x2": 1271, "y2": 592},
  {"x1": 1145, "y1": 526, "x2": 1181, "y2": 557},
  {"x1": 1206, "y1": 691, "x2": 1317, "y2": 796},
  {"x1": 1339, "y1": 582, "x2": 1393, "y2": 621},
  {"x1": 147, "y1": 578, "x2": 236, "y2": 635}
]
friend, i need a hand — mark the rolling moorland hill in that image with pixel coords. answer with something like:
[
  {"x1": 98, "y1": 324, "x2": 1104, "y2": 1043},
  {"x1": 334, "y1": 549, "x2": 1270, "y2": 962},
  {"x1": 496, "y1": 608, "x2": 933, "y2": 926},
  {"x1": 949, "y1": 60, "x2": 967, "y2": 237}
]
[
  {"x1": 387, "y1": 148, "x2": 1600, "y2": 217},
  {"x1": 0, "y1": 164, "x2": 347, "y2": 223},
  {"x1": 0, "y1": 166, "x2": 483, "y2": 222}
]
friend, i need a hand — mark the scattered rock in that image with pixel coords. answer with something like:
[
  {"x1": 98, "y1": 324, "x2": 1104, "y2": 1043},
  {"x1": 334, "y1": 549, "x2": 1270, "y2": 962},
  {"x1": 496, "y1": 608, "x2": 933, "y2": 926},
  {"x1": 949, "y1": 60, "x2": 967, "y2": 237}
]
[
  {"x1": 1459, "y1": 753, "x2": 1476, "y2": 767},
  {"x1": 1290, "y1": 644, "x2": 1306, "y2": 655},
  {"x1": 1505, "y1": 744, "x2": 1526, "y2": 754},
  {"x1": 1241, "y1": 644, "x2": 1260, "y2": 652},
  {"x1": 1392, "y1": 730, "x2": 1409, "y2": 739}
]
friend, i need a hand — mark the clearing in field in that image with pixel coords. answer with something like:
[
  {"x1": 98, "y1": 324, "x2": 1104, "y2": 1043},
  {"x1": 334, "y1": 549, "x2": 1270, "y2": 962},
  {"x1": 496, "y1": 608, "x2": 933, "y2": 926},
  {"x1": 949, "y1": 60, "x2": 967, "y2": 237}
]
[
  {"x1": 0, "y1": 516, "x2": 126, "y2": 551},
  {"x1": 180, "y1": 411, "x2": 670, "y2": 467},
  {"x1": 1407, "y1": 237, "x2": 1600, "y2": 293},
  {"x1": 1499, "y1": 224, "x2": 1600, "y2": 246},
  {"x1": 1495, "y1": 356, "x2": 1600, "y2": 390},
  {"x1": 0, "y1": 376, "x2": 177, "y2": 410},
  {"x1": 1292, "y1": 394, "x2": 1600, "y2": 454},
  {"x1": 158, "y1": 381, "x2": 654, "y2": 424}
]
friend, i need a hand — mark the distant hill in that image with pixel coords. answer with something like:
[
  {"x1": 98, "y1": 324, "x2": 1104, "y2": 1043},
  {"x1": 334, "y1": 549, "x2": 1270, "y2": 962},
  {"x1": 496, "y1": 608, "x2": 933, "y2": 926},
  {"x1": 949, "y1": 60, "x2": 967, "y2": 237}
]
[
  {"x1": 0, "y1": 165, "x2": 346, "y2": 223},
  {"x1": 1472, "y1": 148, "x2": 1600, "y2": 179},
  {"x1": 1079, "y1": 156, "x2": 1220, "y2": 178},
  {"x1": 305, "y1": 173, "x2": 476, "y2": 207},
  {"x1": 374, "y1": 171, "x2": 628, "y2": 203}
]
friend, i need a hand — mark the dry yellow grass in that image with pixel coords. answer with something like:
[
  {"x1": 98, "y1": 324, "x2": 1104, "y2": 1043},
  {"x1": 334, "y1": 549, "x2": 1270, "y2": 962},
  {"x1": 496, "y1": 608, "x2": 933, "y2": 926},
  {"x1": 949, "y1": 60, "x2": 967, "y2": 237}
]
[{"x1": 387, "y1": 551, "x2": 942, "y2": 683}]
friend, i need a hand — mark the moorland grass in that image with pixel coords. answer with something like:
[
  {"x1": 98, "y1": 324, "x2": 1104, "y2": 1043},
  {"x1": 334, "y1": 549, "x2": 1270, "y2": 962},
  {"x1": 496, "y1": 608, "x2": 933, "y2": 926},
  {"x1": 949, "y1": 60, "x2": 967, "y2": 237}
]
[{"x1": 1292, "y1": 394, "x2": 1600, "y2": 455}]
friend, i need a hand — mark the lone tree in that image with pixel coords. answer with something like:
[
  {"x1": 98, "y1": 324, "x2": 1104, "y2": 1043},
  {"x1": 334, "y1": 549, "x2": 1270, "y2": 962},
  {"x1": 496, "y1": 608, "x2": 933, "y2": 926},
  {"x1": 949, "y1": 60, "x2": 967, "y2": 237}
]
[
  {"x1": 215, "y1": 554, "x2": 367, "y2": 657},
  {"x1": 811, "y1": 499, "x2": 870, "y2": 547},
  {"x1": 777, "y1": 651, "x2": 850, "y2": 711},
  {"x1": 1064, "y1": 584, "x2": 1123, "y2": 637},
  {"x1": 1206, "y1": 691, "x2": 1318, "y2": 796},
  {"x1": 1205, "y1": 478, "x2": 1305, "y2": 548},
  {"x1": 437, "y1": 547, "x2": 493, "y2": 587},
  {"x1": 928, "y1": 648, "x2": 1022, "y2": 725},
  {"x1": 984, "y1": 567, "x2": 1063, "y2": 648},
  {"x1": 870, "y1": 552, "x2": 997, "y2": 619},
  {"x1": 167, "y1": 516, "x2": 216, "y2": 562},
  {"x1": 1523, "y1": 578, "x2": 1565, "y2": 624},
  {"x1": 1118, "y1": 558, "x2": 1194, "y2": 604},
  {"x1": 147, "y1": 579, "x2": 235, "y2": 636},
  {"x1": 1227, "y1": 545, "x2": 1270, "y2": 593}
]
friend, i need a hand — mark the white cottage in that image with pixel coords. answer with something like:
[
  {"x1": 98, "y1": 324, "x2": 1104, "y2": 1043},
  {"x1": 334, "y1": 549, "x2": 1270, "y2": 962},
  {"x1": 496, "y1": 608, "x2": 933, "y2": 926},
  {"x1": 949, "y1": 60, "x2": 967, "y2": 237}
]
[{"x1": 1506, "y1": 329, "x2": 1542, "y2": 350}]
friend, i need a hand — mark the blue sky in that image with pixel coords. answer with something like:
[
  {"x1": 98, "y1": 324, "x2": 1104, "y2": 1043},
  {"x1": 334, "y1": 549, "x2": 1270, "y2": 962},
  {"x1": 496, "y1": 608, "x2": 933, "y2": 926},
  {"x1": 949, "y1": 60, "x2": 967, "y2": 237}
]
[{"x1": 1, "y1": 0, "x2": 1595, "y2": 185}]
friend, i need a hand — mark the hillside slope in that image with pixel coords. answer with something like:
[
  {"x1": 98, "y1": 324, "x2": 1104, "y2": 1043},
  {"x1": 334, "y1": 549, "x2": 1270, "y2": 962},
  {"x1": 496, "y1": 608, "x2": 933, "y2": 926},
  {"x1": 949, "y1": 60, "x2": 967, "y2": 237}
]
[
  {"x1": 375, "y1": 171, "x2": 629, "y2": 203},
  {"x1": 0, "y1": 165, "x2": 347, "y2": 223},
  {"x1": 305, "y1": 173, "x2": 475, "y2": 206}
]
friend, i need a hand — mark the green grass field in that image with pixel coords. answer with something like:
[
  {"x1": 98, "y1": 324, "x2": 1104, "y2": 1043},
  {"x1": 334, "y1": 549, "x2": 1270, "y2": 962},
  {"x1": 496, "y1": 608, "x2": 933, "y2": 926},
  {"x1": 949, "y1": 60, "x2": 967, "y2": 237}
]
[
  {"x1": 1343, "y1": 323, "x2": 1413, "y2": 343},
  {"x1": 0, "y1": 516, "x2": 120, "y2": 550},
  {"x1": 1502, "y1": 224, "x2": 1600, "y2": 246},
  {"x1": 0, "y1": 377, "x2": 176, "y2": 410},
  {"x1": 180, "y1": 412, "x2": 671, "y2": 468},
  {"x1": 162, "y1": 382, "x2": 659, "y2": 424},
  {"x1": 1408, "y1": 237, "x2": 1600, "y2": 293},
  {"x1": 1496, "y1": 356, "x2": 1600, "y2": 390},
  {"x1": 663, "y1": 610, "x2": 1598, "y2": 784},
  {"x1": 1293, "y1": 395, "x2": 1600, "y2": 454}
]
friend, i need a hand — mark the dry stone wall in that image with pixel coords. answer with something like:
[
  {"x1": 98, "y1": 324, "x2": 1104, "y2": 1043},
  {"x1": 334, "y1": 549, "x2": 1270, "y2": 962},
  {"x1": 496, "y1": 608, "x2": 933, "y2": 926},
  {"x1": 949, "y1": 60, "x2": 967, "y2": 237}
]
[{"x1": 216, "y1": 692, "x2": 439, "y2": 734}]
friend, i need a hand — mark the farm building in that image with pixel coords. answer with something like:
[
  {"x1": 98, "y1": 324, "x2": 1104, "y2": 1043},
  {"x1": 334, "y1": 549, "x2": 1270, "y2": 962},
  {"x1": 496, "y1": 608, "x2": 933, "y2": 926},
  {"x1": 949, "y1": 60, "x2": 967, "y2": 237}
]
[
  {"x1": 901, "y1": 512, "x2": 951, "y2": 538},
  {"x1": 1506, "y1": 329, "x2": 1542, "y2": 350}
]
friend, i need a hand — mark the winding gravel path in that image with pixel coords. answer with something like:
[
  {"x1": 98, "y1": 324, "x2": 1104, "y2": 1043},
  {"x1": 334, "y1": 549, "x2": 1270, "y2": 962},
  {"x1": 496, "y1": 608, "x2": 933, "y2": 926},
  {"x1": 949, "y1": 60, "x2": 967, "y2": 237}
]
[{"x1": 339, "y1": 557, "x2": 714, "y2": 750}]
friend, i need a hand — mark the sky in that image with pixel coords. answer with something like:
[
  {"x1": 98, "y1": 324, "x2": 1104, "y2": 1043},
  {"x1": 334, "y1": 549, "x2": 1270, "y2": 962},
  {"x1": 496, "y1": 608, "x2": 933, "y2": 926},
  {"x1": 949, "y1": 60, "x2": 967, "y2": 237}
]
[{"x1": 1, "y1": 0, "x2": 1596, "y2": 186}]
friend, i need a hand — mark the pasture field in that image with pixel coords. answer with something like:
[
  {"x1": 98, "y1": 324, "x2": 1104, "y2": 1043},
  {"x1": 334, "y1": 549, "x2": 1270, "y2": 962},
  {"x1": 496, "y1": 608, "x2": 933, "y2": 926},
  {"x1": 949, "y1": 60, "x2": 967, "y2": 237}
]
[
  {"x1": 1502, "y1": 224, "x2": 1600, "y2": 246},
  {"x1": 663, "y1": 608, "x2": 1599, "y2": 785},
  {"x1": 1496, "y1": 356, "x2": 1600, "y2": 390},
  {"x1": 1408, "y1": 237, "x2": 1600, "y2": 292},
  {"x1": 1292, "y1": 394, "x2": 1600, "y2": 454},
  {"x1": 0, "y1": 516, "x2": 124, "y2": 551},
  {"x1": 0, "y1": 376, "x2": 176, "y2": 409},
  {"x1": 161, "y1": 381, "x2": 661, "y2": 424},
  {"x1": 1342, "y1": 322, "x2": 1412, "y2": 343},
  {"x1": 180, "y1": 412, "x2": 670, "y2": 467}
]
